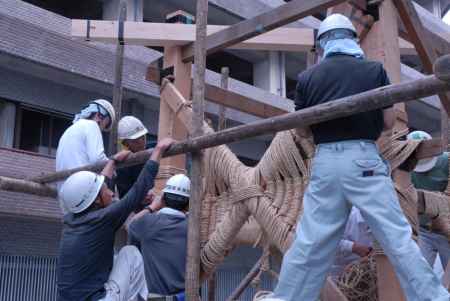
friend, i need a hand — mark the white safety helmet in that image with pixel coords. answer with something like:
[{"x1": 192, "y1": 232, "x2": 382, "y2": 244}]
[
  {"x1": 118, "y1": 116, "x2": 148, "y2": 140},
  {"x1": 91, "y1": 99, "x2": 116, "y2": 131},
  {"x1": 60, "y1": 171, "x2": 105, "y2": 214},
  {"x1": 162, "y1": 174, "x2": 191, "y2": 198},
  {"x1": 406, "y1": 130, "x2": 438, "y2": 173},
  {"x1": 317, "y1": 13, "x2": 357, "y2": 40}
]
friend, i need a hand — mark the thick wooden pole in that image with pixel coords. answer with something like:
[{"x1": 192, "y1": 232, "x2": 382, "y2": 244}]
[
  {"x1": 108, "y1": 1, "x2": 127, "y2": 154},
  {"x1": 225, "y1": 258, "x2": 263, "y2": 301},
  {"x1": 218, "y1": 67, "x2": 229, "y2": 131},
  {"x1": 362, "y1": 1, "x2": 406, "y2": 299},
  {"x1": 24, "y1": 58, "x2": 450, "y2": 186},
  {"x1": 185, "y1": 0, "x2": 208, "y2": 300},
  {"x1": 0, "y1": 176, "x2": 57, "y2": 198}
]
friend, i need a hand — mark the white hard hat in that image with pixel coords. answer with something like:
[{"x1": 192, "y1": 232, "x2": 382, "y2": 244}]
[
  {"x1": 317, "y1": 14, "x2": 357, "y2": 40},
  {"x1": 60, "y1": 171, "x2": 105, "y2": 214},
  {"x1": 163, "y1": 174, "x2": 191, "y2": 198},
  {"x1": 91, "y1": 99, "x2": 116, "y2": 131},
  {"x1": 118, "y1": 116, "x2": 148, "y2": 140},
  {"x1": 407, "y1": 130, "x2": 438, "y2": 173}
]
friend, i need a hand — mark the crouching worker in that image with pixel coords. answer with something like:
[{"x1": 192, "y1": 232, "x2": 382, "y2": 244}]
[
  {"x1": 56, "y1": 138, "x2": 175, "y2": 301},
  {"x1": 128, "y1": 174, "x2": 191, "y2": 300}
]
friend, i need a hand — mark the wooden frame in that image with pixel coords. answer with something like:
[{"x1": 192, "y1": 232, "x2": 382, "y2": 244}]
[{"x1": 72, "y1": 20, "x2": 314, "y2": 52}]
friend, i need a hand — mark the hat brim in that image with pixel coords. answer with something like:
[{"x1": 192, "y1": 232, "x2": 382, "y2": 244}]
[
  {"x1": 126, "y1": 128, "x2": 148, "y2": 140},
  {"x1": 414, "y1": 157, "x2": 438, "y2": 173}
]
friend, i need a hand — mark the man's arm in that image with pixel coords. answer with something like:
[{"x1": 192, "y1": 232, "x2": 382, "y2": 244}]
[{"x1": 106, "y1": 138, "x2": 174, "y2": 228}]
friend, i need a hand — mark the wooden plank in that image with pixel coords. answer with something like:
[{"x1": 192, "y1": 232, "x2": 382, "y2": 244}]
[
  {"x1": 108, "y1": 1, "x2": 126, "y2": 154},
  {"x1": 72, "y1": 20, "x2": 314, "y2": 52},
  {"x1": 362, "y1": 1, "x2": 406, "y2": 299},
  {"x1": 394, "y1": 0, "x2": 450, "y2": 118},
  {"x1": 205, "y1": 84, "x2": 287, "y2": 118},
  {"x1": 218, "y1": 67, "x2": 229, "y2": 131},
  {"x1": 394, "y1": 0, "x2": 437, "y2": 73},
  {"x1": 181, "y1": 0, "x2": 347, "y2": 62},
  {"x1": 185, "y1": 0, "x2": 208, "y2": 299},
  {"x1": 320, "y1": 277, "x2": 349, "y2": 301}
]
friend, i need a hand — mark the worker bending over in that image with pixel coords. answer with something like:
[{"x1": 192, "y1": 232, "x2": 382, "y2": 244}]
[
  {"x1": 329, "y1": 207, "x2": 373, "y2": 281},
  {"x1": 128, "y1": 174, "x2": 190, "y2": 300},
  {"x1": 56, "y1": 138, "x2": 174, "y2": 301},
  {"x1": 117, "y1": 116, "x2": 157, "y2": 198},
  {"x1": 56, "y1": 99, "x2": 116, "y2": 214},
  {"x1": 408, "y1": 130, "x2": 450, "y2": 274},
  {"x1": 261, "y1": 14, "x2": 449, "y2": 301}
]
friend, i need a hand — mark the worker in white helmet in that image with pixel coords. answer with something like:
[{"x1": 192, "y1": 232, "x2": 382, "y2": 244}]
[
  {"x1": 408, "y1": 130, "x2": 450, "y2": 278},
  {"x1": 260, "y1": 14, "x2": 449, "y2": 301},
  {"x1": 116, "y1": 116, "x2": 157, "y2": 199},
  {"x1": 127, "y1": 174, "x2": 191, "y2": 300},
  {"x1": 56, "y1": 137, "x2": 174, "y2": 301},
  {"x1": 56, "y1": 99, "x2": 116, "y2": 214}
]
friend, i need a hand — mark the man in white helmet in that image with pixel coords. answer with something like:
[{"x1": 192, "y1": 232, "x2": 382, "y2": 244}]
[
  {"x1": 56, "y1": 137, "x2": 174, "y2": 301},
  {"x1": 127, "y1": 174, "x2": 190, "y2": 300},
  {"x1": 56, "y1": 99, "x2": 116, "y2": 214},
  {"x1": 116, "y1": 116, "x2": 157, "y2": 199},
  {"x1": 408, "y1": 130, "x2": 450, "y2": 277},
  {"x1": 260, "y1": 14, "x2": 449, "y2": 301}
]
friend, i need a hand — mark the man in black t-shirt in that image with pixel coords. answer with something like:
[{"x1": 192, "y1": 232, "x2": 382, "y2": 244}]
[{"x1": 260, "y1": 14, "x2": 449, "y2": 301}]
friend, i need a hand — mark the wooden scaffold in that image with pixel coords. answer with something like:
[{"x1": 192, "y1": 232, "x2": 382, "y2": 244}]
[{"x1": 1, "y1": 1, "x2": 450, "y2": 300}]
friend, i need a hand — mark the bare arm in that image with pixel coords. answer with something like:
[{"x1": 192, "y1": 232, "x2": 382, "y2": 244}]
[
  {"x1": 383, "y1": 107, "x2": 395, "y2": 133},
  {"x1": 101, "y1": 150, "x2": 131, "y2": 179}
]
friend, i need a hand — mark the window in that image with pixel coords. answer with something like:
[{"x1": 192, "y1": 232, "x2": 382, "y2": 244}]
[{"x1": 14, "y1": 106, "x2": 72, "y2": 156}]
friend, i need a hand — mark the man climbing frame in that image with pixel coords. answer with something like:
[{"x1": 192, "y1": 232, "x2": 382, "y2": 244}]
[
  {"x1": 56, "y1": 137, "x2": 174, "y2": 301},
  {"x1": 55, "y1": 99, "x2": 116, "y2": 214},
  {"x1": 128, "y1": 174, "x2": 191, "y2": 301},
  {"x1": 260, "y1": 14, "x2": 450, "y2": 301}
]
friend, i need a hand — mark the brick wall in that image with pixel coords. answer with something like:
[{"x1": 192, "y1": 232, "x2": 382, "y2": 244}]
[{"x1": 0, "y1": 215, "x2": 62, "y2": 256}]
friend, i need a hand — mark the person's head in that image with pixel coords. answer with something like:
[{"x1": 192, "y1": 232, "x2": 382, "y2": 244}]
[
  {"x1": 162, "y1": 174, "x2": 191, "y2": 212},
  {"x1": 73, "y1": 99, "x2": 116, "y2": 132},
  {"x1": 406, "y1": 130, "x2": 438, "y2": 173},
  {"x1": 118, "y1": 116, "x2": 148, "y2": 153},
  {"x1": 317, "y1": 14, "x2": 357, "y2": 54},
  {"x1": 60, "y1": 171, "x2": 114, "y2": 214}
]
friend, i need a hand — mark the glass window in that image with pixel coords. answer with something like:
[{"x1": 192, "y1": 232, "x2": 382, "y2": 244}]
[{"x1": 15, "y1": 106, "x2": 71, "y2": 156}]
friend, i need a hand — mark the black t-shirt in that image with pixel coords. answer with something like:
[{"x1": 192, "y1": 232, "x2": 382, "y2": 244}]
[{"x1": 295, "y1": 54, "x2": 391, "y2": 144}]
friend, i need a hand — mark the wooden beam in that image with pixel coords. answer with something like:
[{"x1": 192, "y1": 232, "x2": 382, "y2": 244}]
[
  {"x1": 394, "y1": 0, "x2": 437, "y2": 73},
  {"x1": 181, "y1": 0, "x2": 347, "y2": 62},
  {"x1": 0, "y1": 176, "x2": 57, "y2": 198},
  {"x1": 362, "y1": 2, "x2": 405, "y2": 298},
  {"x1": 185, "y1": 0, "x2": 208, "y2": 299},
  {"x1": 20, "y1": 56, "x2": 450, "y2": 189},
  {"x1": 72, "y1": 20, "x2": 314, "y2": 53},
  {"x1": 394, "y1": 0, "x2": 450, "y2": 117},
  {"x1": 320, "y1": 277, "x2": 349, "y2": 301},
  {"x1": 205, "y1": 84, "x2": 287, "y2": 118},
  {"x1": 218, "y1": 67, "x2": 229, "y2": 130},
  {"x1": 108, "y1": 1, "x2": 126, "y2": 154}
]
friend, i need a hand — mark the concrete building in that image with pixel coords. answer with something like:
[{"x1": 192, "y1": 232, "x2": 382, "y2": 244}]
[{"x1": 0, "y1": 0, "x2": 449, "y2": 300}]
